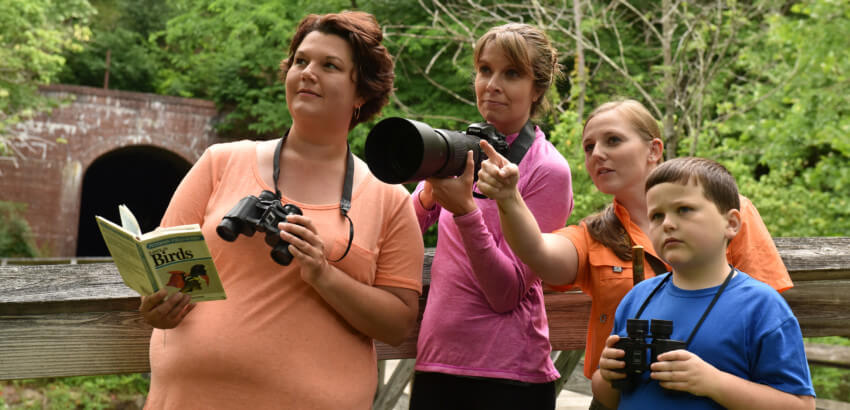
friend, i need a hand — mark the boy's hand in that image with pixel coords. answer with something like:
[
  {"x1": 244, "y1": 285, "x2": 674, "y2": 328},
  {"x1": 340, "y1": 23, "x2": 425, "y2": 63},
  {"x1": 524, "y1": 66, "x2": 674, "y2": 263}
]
[
  {"x1": 598, "y1": 334, "x2": 628, "y2": 384},
  {"x1": 650, "y1": 349, "x2": 719, "y2": 396},
  {"x1": 139, "y1": 289, "x2": 195, "y2": 329},
  {"x1": 476, "y1": 140, "x2": 519, "y2": 201}
]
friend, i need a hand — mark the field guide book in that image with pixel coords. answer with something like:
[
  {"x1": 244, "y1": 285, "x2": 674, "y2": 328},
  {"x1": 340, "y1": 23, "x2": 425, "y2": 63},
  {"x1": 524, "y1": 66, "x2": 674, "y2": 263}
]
[{"x1": 95, "y1": 205, "x2": 226, "y2": 302}]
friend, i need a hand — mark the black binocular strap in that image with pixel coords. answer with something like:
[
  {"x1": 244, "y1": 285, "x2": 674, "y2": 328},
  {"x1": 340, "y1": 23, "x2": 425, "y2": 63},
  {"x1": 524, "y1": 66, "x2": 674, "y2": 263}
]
[
  {"x1": 273, "y1": 132, "x2": 354, "y2": 262},
  {"x1": 632, "y1": 265, "x2": 736, "y2": 347}
]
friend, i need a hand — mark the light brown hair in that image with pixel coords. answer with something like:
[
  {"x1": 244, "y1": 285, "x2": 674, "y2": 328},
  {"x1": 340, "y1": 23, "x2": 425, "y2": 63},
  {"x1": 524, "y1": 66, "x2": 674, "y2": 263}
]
[
  {"x1": 582, "y1": 99, "x2": 662, "y2": 261},
  {"x1": 473, "y1": 23, "x2": 561, "y2": 118}
]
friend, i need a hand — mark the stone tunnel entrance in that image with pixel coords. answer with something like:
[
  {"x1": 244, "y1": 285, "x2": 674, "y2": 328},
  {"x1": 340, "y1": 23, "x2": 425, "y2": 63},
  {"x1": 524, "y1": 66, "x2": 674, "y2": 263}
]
[{"x1": 76, "y1": 146, "x2": 192, "y2": 256}]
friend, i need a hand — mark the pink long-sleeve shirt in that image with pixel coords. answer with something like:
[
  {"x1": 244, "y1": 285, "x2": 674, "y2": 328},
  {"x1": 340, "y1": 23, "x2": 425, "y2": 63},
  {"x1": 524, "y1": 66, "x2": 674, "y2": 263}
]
[{"x1": 413, "y1": 126, "x2": 574, "y2": 383}]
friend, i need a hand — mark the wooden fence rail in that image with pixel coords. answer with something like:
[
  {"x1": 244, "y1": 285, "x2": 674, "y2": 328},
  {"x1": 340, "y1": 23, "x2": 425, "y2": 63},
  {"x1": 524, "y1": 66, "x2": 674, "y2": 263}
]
[{"x1": 1, "y1": 237, "x2": 849, "y2": 383}]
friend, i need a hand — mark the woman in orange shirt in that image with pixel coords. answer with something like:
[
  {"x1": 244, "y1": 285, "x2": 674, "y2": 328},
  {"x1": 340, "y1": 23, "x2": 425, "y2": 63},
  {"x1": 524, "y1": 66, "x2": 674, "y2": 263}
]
[
  {"x1": 137, "y1": 12, "x2": 423, "y2": 409},
  {"x1": 477, "y1": 99, "x2": 792, "y2": 392}
]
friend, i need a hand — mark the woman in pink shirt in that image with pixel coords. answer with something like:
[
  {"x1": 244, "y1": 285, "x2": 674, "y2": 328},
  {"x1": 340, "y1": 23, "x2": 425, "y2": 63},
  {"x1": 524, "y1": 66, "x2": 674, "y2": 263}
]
[
  {"x1": 138, "y1": 12, "x2": 424, "y2": 409},
  {"x1": 409, "y1": 24, "x2": 574, "y2": 410}
]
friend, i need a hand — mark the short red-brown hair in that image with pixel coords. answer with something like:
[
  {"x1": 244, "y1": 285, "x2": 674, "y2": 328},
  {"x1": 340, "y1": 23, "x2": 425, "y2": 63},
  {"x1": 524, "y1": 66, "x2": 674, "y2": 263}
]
[{"x1": 279, "y1": 11, "x2": 394, "y2": 129}]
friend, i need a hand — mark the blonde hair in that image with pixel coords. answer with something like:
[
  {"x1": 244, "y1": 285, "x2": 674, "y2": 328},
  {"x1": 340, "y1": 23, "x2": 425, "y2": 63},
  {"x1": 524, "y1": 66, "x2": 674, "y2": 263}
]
[
  {"x1": 582, "y1": 99, "x2": 663, "y2": 261},
  {"x1": 473, "y1": 23, "x2": 561, "y2": 117},
  {"x1": 584, "y1": 99, "x2": 662, "y2": 164}
]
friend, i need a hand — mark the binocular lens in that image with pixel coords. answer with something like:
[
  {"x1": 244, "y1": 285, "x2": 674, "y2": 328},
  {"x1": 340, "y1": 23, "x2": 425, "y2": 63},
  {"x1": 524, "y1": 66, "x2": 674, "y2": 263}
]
[
  {"x1": 271, "y1": 247, "x2": 294, "y2": 266},
  {"x1": 216, "y1": 220, "x2": 239, "y2": 242}
]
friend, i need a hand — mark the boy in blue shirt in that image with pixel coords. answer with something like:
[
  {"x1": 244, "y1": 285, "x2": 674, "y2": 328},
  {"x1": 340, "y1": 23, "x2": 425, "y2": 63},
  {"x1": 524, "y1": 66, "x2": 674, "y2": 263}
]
[{"x1": 592, "y1": 157, "x2": 815, "y2": 409}]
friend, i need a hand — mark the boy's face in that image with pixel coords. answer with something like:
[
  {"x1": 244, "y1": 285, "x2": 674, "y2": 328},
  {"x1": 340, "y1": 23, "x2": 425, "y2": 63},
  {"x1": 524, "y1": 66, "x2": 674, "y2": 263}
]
[{"x1": 646, "y1": 181, "x2": 741, "y2": 272}]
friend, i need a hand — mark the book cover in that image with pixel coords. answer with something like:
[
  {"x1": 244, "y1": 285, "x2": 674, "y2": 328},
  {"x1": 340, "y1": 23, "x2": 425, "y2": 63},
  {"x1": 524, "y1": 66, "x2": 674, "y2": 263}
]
[{"x1": 95, "y1": 205, "x2": 226, "y2": 302}]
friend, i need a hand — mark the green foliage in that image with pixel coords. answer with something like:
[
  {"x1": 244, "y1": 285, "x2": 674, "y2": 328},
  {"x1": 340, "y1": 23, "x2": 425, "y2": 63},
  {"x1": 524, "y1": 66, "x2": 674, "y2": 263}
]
[
  {"x1": 4, "y1": 0, "x2": 848, "y2": 237},
  {"x1": 549, "y1": 110, "x2": 609, "y2": 225},
  {"x1": 700, "y1": 0, "x2": 850, "y2": 237},
  {"x1": 151, "y1": 0, "x2": 355, "y2": 139},
  {"x1": 57, "y1": 0, "x2": 173, "y2": 93},
  {"x1": 0, "y1": 201, "x2": 39, "y2": 258},
  {"x1": 805, "y1": 337, "x2": 850, "y2": 401},
  {"x1": 0, "y1": 0, "x2": 95, "y2": 153},
  {"x1": 0, "y1": 374, "x2": 149, "y2": 409}
]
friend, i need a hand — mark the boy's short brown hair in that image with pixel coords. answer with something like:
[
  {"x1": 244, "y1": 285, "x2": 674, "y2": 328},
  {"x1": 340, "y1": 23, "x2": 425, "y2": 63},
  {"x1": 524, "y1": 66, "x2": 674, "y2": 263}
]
[{"x1": 645, "y1": 157, "x2": 740, "y2": 213}]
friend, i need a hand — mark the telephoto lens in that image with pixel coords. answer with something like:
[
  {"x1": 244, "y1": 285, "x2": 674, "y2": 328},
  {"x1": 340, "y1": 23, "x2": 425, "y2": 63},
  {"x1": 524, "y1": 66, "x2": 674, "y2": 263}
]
[{"x1": 364, "y1": 117, "x2": 483, "y2": 184}]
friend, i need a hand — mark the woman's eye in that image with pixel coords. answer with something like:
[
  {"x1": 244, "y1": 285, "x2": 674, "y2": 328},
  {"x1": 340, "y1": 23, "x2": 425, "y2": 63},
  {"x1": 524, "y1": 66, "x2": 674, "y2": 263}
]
[
  {"x1": 650, "y1": 212, "x2": 664, "y2": 221},
  {"x1": 325, "y1": 62, "x2": 338, "y2": 70},
  {"x1": 607, "y1": 135, "x2": 621, "y2": 145},
  {"x1": 583, "y1": 143, "x2": 594, "y2": 154},
  {"x1": 678, "y1": 206, "x2": 692, "y2": 214},
  {"x1": 294, "y1": 58, "x2": 307, "y2": 65},
  {"x1": 478, "y1": 66, "x2": 491, "y2": 74},
  {"x1": 506, "y1": 69, "x2": 520, "y2": 78}
]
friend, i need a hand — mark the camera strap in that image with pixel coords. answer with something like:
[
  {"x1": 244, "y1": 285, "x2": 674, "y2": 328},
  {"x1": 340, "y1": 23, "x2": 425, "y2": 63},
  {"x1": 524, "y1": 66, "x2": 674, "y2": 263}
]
[
  {"x1": 473, "y1": 120, "x2": 535, "y2": 199},
  {"x1": 273, "y1": 131, "x2": 354, "y2": 262},
  {"x1": 632, "y1": 265, "x2": 736, "y2": 347},
  {"x1": 506, "y1": 120, "x2": 536, "y2": 165}
]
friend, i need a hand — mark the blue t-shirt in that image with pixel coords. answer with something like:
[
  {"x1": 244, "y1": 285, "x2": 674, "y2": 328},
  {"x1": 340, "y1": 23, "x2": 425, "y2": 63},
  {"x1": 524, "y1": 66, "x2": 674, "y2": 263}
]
[{"x1": 613, "y1": 270, "x2": 815, "y2": 409}]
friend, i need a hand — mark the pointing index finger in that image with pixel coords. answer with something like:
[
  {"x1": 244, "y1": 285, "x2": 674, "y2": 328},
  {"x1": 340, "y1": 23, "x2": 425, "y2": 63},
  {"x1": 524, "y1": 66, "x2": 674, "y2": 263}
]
[{"x1": 480, "y1": 140, "x2": 508, "y2": 168}]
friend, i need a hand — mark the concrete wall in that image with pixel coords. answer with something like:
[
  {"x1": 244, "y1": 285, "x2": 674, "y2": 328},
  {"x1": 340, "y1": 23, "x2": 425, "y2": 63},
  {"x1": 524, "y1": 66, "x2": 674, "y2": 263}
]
[{"x1": 0, "y1": 85, "x2": 219, "y2": 256}]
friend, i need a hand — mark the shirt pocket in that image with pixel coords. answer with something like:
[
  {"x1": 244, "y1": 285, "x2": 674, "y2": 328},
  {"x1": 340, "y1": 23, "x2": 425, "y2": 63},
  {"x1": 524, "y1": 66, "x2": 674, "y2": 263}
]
[
  {"x1": 588, "y1": 251, "x2": 634, "y2": 283},
  {"x1": 327, "y1": 239, "x2": 377, "y2": 286},
  {"x1": 588, "y1": 251, "x2": 634, "y2": 323}
]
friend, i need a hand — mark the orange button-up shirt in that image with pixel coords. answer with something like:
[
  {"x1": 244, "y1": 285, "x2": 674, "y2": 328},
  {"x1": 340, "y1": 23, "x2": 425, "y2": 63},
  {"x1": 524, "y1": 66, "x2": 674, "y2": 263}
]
[{"x1": 551, "y1": 196, "x2": 792, "y2": 378}]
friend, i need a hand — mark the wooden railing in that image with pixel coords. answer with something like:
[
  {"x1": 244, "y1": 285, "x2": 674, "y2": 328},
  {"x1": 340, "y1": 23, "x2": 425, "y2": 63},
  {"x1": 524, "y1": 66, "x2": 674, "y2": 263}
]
[{"x1": 1, "y1": 237, "x2": 849, "y2": 401}]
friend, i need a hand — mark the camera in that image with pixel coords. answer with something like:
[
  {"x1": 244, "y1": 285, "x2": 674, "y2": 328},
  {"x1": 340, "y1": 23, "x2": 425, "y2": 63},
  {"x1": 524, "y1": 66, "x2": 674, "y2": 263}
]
[
  {"x1": 364, "y1": 117, "x2": 509, "y2": 184},
  {"x1": 611, "y1": 319, "x2": 687, "y2": 391},
  {"x1": 216, "y1": 190, "x2": 303, "y2": 266}
]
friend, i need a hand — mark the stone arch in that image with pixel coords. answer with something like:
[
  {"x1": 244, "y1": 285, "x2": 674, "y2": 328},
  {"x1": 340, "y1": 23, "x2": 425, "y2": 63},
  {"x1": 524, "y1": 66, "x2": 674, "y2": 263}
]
[{"x1": 76, "y1": 145, "x2": 192, "y2": 256}]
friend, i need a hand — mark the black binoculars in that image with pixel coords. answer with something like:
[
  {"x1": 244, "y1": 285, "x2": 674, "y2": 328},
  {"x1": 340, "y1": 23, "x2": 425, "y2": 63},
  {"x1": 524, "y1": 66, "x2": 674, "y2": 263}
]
[
  {"x1": 612, "y1": 318, "x2": 687, "y2": 391},
  {"x1": 364, "y1": 117, "x2": 509, "y2": 184},
  {"x1": 216, "y1": 190, "x2": 302, "y2": 266}
]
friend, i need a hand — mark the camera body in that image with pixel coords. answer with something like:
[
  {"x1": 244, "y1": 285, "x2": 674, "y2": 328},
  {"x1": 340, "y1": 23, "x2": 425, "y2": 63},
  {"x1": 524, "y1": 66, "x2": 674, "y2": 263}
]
[
  {"x1": 364, "y1": 117, "x2": 509, "y2": 184},
  {"x1": 611, "y1": 319, "x2": 687, "y2": 391},
  {"x1": 216, "y1": 190, "x2": 303, "y2": 266}
]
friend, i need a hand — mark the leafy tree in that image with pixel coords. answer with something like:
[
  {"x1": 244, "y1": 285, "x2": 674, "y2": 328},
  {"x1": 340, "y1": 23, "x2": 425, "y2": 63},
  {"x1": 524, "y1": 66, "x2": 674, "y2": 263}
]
[
  {"x1": 0, "y1": 0, "x2": 95, "y2": 156},
  {"x1": 0, "y1": 201, "x2": 39, "y2": 257},
  {"x1": 57, "y1": 0, "x2": 174, "y2": 93},
  {"x1": 152, "y1": 0, "x2": 357, "y2": 140},
  {"x1": 703, "y1": 0, "x2": 850, "y2": 236}
]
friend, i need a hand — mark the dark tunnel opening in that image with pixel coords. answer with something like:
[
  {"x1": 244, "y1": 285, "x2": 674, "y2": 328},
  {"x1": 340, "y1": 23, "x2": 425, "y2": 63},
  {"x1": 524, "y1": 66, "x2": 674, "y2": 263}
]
[{"x1": 76, "y1": 146, "x2": 192, "y2": 256}]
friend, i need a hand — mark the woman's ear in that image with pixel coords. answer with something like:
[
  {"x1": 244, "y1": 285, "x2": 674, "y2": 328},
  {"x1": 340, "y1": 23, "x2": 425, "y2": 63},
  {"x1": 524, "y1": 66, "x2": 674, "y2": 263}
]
[{"x1": 648, "y1": 138, "x2": 664, "y2": 164}]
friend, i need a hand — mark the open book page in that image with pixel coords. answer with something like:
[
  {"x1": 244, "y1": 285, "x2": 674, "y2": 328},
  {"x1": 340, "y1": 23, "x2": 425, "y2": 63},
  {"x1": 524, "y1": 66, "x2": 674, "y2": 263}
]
[
  {"x1": 118, "y1": 204, "x2": 142, "y2": 237},
  {"x1": 95, "y1": 216, "x2": 160, "y2": 296}
]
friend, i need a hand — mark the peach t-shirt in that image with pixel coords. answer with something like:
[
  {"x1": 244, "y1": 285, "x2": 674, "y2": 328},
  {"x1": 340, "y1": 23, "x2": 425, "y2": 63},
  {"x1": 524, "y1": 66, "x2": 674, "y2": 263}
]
[
  {"x1": 145, "y1": 140, "x2": 423, "y2": 409},
  {"x1": 552, "y1": 197, "x2": 792, "y2": 379}
]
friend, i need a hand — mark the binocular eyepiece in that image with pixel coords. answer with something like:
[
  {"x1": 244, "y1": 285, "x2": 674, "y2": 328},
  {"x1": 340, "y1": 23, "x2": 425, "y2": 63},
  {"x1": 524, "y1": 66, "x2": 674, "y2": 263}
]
[
  {"x1": 611, "y1": 318, "x2": 687, "y2": 391},
  {"x1": 216, "y1": 190, "x2": 303, "y2": 266},
  {"x1": 364, "y1": 117, "x2": 509, "y2": 184}
]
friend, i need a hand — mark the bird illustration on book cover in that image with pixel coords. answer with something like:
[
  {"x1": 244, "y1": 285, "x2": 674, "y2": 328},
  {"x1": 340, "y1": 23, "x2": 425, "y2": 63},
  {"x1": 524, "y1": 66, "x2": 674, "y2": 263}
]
[{"x1": 166, "y1": 264, "x2": 211, "y2": 293}]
